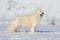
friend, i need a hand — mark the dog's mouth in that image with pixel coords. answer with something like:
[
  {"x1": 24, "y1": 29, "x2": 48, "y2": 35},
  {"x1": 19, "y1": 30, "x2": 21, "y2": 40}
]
[{"x1": 40, "y1": 12, "x2": 44, "y2": 17}]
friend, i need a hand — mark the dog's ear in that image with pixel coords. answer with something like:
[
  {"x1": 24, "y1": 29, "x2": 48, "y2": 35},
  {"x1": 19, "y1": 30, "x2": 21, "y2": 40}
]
[
  {"x1": 36, "y1": 8, "x2": 42, "y2": 12},
  {"x1": 35, "y1": 8, "x2": 42, "y2": 14}
]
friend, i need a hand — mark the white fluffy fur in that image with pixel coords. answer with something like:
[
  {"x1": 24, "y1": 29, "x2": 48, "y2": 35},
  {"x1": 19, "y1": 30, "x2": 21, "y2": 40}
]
[{"x1": 5, "y1": 8, "x2": 43, "y2": 33}]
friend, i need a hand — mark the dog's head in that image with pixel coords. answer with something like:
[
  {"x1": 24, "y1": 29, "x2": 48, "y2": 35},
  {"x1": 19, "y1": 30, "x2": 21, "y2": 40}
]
[{"x1": 36, "y1": 8, "x2": 44, "y2": 17}]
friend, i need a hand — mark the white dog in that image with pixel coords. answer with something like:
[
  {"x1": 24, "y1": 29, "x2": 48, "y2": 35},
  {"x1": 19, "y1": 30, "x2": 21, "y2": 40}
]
[{"x1": 5, "y1": 8, "x2": 44, "y2": 33}]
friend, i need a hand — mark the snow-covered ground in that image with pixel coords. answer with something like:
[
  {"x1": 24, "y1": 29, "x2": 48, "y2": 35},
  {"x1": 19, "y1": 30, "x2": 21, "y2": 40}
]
[
  {"x1": 0, "y1": 24, "x2": 60, "y2": 40},
  {"x1": 0, "y1": 32, "x2": 60, "y2": 40}
]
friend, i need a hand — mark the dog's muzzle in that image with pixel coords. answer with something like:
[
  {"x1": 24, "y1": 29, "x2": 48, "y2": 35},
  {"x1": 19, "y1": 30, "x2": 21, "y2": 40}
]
[{"x1": 40, "y1": 12, "x2": 44, "y2": 17}]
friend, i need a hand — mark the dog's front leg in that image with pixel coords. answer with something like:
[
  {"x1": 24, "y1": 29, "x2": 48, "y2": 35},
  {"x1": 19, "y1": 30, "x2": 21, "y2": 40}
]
[
  {"x1": 34, "y1": 27, "x2": 36, "y2": 32},
  {"x1": 30, "y1": 26, "x2": 35, "y2": 32},
  {"x1": 30, "y1": 28, "x2": 34, "y2": 32}
]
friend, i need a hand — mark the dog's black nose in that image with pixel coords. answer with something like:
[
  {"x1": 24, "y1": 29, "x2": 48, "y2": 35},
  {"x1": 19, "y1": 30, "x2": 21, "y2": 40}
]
[
  {"x1": 40, "y1": 12, "x2": 44, "y2": 17},
  {"x1": 42, "y1": 12, "x2": 44, "y2": 15}
]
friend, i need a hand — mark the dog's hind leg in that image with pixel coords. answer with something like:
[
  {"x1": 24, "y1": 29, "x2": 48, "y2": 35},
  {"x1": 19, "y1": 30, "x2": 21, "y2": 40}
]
[
  {"x1": 15, "y1": 27, "x2": 20, "y2": 32},
  {"x1": 5, "y1": 24, "x2": 15, "y2": 33},
  {"x1": 14, "y1": 25, "x2": 21, "y2": 32}
]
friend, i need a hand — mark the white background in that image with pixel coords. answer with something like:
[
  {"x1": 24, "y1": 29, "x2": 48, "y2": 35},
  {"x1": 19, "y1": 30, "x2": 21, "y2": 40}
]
[{"x1": 0, "y1": 0, "x2": 60, "y2": 20}]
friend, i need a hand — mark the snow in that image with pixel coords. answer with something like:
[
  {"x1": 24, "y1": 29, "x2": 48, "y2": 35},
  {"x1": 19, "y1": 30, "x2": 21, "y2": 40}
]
[{"x1": 0, "y1": 32, "x2": 60, "y2": 40}]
